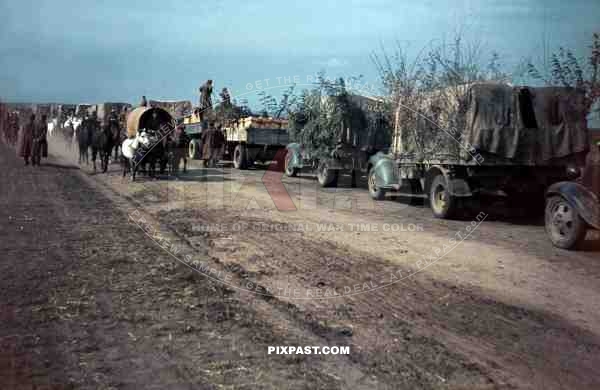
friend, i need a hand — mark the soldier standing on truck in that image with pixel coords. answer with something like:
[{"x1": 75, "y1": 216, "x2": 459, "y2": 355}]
[
  {"x1": 220, "y1": 87, "x2": 231, "y2": 108},
  {"x1": 198, "y1": 80, "x2": 213, "y2": 121}
]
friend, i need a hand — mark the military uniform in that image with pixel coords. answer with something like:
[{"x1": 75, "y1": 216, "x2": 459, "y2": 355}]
[
  {"x1": 32, "y1": 117, "x2": 48, "y2": 165},
  {"x1": 200, "y1": 124, "x2": 224, "y2": 167},
  {"x1": 18, "y1": 116, "x2": 35, "y2": 165}
]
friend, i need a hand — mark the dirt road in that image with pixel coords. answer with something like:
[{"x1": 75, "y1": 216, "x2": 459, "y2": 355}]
[{"x1": 2, "y1": 138, "x2": 600, "y2": 389}]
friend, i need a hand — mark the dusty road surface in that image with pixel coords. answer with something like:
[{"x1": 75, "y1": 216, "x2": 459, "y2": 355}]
[{"x1": 2, "y1": 137, "x2": 600, "y2": 390}]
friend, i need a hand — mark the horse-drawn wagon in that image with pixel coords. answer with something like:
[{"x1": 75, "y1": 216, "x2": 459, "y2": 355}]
[
  {"x1": 122, "y1": 106, "x2": 185, "y2": 180},
  {"x1": 126, "y1": 106, "x2": 174, "y2": 138}
]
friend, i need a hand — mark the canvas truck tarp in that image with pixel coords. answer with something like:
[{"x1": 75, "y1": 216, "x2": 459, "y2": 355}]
[
  {"x1": 463, "y1": 83, "x2": 515, "y2": 159},
  {"x1": 148, "y1": 100, "x2": 192, "y2": 119},
  {"x1": 464, "y1": 84, "x2": 589, "y2": 164},
  {"x1": 392, "y1": 84, "x2": 469, "y2": 159}
]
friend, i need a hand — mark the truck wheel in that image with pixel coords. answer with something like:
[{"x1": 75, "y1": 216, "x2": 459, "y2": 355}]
[
  {"x1": 368, "y1": 166, "x2": 386, "y2": 200},
  {"x1": 545, "y1": 196, "x2": 587, "y2": 249},
  {"x1": 284, "y1": 150, "x2": 298, "y2": 177},
  {"x1": 188, "y1": 140, "x2": 198, "y2": 159},
  {"x1": 234, "y1": 144, "x2": 248, "y2": 170},
  {"x1": 429, "y1": 174, "x2": 458, "y2": 219},
  {"x1": 317, "y1": 163, "x2": 338, "y2": 187}
]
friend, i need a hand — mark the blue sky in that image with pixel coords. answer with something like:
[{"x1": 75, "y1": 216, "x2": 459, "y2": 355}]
[{"x1": 1, "y1": 0, "x2": 599, "y2": 110}]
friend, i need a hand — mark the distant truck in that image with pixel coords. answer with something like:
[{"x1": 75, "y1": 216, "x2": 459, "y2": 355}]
[
  {"x1": 183, "y1": 112, "x2": 289, "y2": 168},
  {"x1": 148, "y1": 100, "x2": 192, "y2": 120},
  {"x1": 366, "y1": 83, "x2": 590, "y2": 219},
  {"x1": 94, "y1": 102, "x2": 131, "y2": 127}
]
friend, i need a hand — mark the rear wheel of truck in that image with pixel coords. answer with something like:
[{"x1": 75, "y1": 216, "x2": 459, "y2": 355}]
[
  {"x1": 429, "y1": 174, "x2": 458, "y2": 219},
  {"x1": 368, "y1": 166, "x2": 386, "y2": 200},
  {"x1": 545, "y1": 196, "x2": 587, "y2": 249},
  {"x1": 284, "y1": 150, "x2": 298, "y2": 177},
  {"x1": 234, "y1": 144, "x2": 248, "y2": 170},
  {"x1": 317, "y1": 163, "x2": 338, "y2": 188}
]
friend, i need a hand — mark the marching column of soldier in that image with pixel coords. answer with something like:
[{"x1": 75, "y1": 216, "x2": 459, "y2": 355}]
[
  {"x1": 0, "y1": 79, "x2": 226, "y2": 173},
  {"x1": 0, "y1": 110, "x2": 49, "y2": 167}
]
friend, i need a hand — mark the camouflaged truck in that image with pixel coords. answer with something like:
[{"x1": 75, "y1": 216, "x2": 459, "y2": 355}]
[
  {"x1": 284, "y1": 94, "x2": 391, "y2": 187},
  {"x1": 365, "y1": 82, "x2": 590, "y2": 219}
]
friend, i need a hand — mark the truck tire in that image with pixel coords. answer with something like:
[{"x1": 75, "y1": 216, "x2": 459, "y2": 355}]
[
  {"x1": 429, "y1": 173, "x2": 458, "y2": 219},
  {"x1": 317, "y1": 163, "x2": 338, "y2": 188},
  {"x1": 188, "y1": 140, "x2": 199, "y2": 159},
  {"x1": 545, "y1": 196, "x2": 587, "y2": 249},
  {"x1": 368, "y1": 166, "x2": 386, "y2": 200},
  {"x1": 234, "y1": 144, "x2": 248, "y2": 170},
  {"x1": 284, "y1": 150, "x2": 298, "y2": 177}
]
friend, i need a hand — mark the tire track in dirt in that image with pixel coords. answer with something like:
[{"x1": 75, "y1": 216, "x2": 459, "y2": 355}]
[
  {"x1": 153, "y1": 206, "x2": 600, "y2": 390},
  {"x1": 64, "y1": 156, "x2": 382, "y2": 389},
  {"x1": 2, "y1": 142, "x2": 380, "y2": 390},
  {"x1": 49, "y1": 139, "x2": 600, "y2": 389}
]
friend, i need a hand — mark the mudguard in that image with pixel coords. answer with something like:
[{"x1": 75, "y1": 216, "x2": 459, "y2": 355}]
[
  {"x1": 547, "y1": 181, "x2": 600, "y2": 230},
  {"x1": 427, "y1": 166, "x2": 473, "y2": 197},
  {"x1": 448, "y1": 178, "x2": 473, "y2": 197},
  {"x1": 368, "y1": 152, "x2": 398, "y2": 188},
  {"x1": 285, "y1": 143, "x2": 305, "y2": 170}
]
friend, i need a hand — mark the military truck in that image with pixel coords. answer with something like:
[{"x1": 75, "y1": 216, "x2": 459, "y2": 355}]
[
  {"x1": 183, "y1": 112, "x2": 289, "y2": 168},
  {"x1": 226, "y1": 116, "x2": 289, "y2": 169},
  {"x1": 284, "y1": 94, "x2": 391, "y2": 187},
  {"x1": 544, "y1": 142, "x2": 600, "y2": 249},
  {"x1": 366, "y1": 83, "x2": 590, "y2": 219},
  {"x1": 183, "y1": 111, "x2": 204, "y2": 159}
]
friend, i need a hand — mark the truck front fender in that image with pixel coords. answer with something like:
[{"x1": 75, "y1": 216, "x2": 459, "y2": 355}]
[
  {"x1": 285, "y1": 143, "x2": 304, "y2": 169},
  {"x1": 368, "y1": 152, "x2": 398, "y2": 188},
  {"x1": 547, "y1": 181, "x2": 600, "y2": 230}
]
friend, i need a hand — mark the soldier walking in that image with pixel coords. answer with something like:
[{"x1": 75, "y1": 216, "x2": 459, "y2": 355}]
[
  {"x1": 32, "y1": 114, "x2": 48, "y2": 166},
  {"x1": 19, "y1": 114, "x2": 35, "y2": 165},
  {"x1": 200, "y1": 121, "x2": 224, "y2": 168}
]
